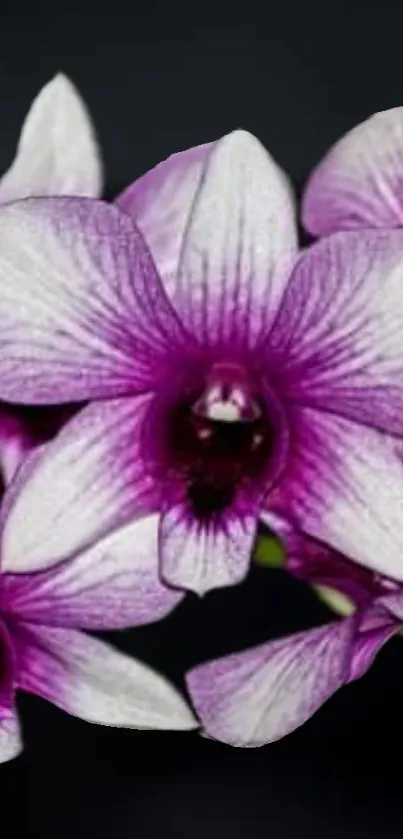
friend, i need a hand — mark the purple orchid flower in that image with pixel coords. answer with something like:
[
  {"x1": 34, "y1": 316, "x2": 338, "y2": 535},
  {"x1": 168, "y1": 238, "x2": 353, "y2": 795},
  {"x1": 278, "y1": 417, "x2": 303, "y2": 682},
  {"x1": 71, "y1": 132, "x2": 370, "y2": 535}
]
[
  {"x1": 0, "y1": 431, "x2": 196, "y2": 765},
  {"x1": 0, "y1": 131, "x2": 402, "y2": 600},
  {"x1": 302, "y1": 106, "x2": 403, "y2": 235},
  {"x1": 186, "y1": 532, "x2": 403, "y2": 747}
]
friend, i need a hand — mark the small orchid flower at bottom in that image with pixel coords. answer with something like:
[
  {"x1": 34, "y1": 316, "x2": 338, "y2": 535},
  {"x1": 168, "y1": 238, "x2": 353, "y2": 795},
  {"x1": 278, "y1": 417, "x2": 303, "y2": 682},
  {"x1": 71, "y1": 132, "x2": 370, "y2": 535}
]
[
  {"x1": 186, "y1": 532, "x2": 402, "y2": 747},
  {"x1": 0, "y1": 441, "x2": 196, "y2": 765}
]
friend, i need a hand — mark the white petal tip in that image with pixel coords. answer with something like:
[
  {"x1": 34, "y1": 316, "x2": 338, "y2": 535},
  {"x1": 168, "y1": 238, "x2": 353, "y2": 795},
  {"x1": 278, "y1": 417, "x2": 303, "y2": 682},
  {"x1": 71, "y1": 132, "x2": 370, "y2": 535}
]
[
  {"x1": 47, "y1": 72, "x2": 75, "y2": 89},
  {"x1": 220, "y1": 128, "x2": 264, "y2": 153},
  {"x1": 0, "y1": 71, "x2": 103, "y2": 203},
  {"x1": 169, "y1": 705, "x2": 200, "y2": 731}
]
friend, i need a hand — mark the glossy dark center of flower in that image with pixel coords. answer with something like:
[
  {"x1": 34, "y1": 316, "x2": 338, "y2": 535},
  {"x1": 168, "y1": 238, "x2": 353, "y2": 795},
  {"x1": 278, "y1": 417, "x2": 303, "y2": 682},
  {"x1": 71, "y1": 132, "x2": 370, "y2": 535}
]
[{"x1": 167, "y1": 364, "x2": 274, "y2": 518}]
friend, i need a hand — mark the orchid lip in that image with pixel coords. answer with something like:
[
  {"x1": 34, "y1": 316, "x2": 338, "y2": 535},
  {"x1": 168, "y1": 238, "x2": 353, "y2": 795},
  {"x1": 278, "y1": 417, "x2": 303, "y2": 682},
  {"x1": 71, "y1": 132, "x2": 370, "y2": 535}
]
[{"x1": 153, "y1": 360, "x2": 289, "y2": 520}]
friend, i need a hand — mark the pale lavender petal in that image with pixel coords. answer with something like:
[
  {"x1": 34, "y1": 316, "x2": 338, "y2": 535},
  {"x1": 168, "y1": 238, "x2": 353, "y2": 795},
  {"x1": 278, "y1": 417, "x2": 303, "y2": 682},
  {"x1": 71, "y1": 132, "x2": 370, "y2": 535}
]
[
  {"x1": 187, "y1": 619, "x2": 355, "y2": 747},
  {"x1": 270, "y1": 406, "x2": 403, "y2": 582},
  {"x1": 303, "y1": 109, "x2": 403, "y2": 235},
  {"x1": 0, "y1": 713, "x2": 22, "y2": 765},
  {"x1": 0, "y1": 197, "x2": 187, "y2": 404},
  {"x1": 175, "y1": 130, "x2": 297, "y2": 348},
  {"x1": 13, "y1": 623, "x2": 197, "y2": 730},
  {"x1": 160, "y1": 500, "x2": 257, "y2": 595},
  {"x1": 348, "y1": 606, "x2": 399, "y2": 682},
  {"x1": 116, "y1": 142, "x2": 212, "y2": 296},
  {"x1": 269, "y1": 229, "x2": 403, "y2": 435},
  {"x1": 2, "y1": 515, "x2": 182, "y2": 629},
  {"x1": 0, "y1": 74, "x2": 102, "y2": 203},
  {"x1": 1, "y1": 396, "x2": 158, "y2": 574}
]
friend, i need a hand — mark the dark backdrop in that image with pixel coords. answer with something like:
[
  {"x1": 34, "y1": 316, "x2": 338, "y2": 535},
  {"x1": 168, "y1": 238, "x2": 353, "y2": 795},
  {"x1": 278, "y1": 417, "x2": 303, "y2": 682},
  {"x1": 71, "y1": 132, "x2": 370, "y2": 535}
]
[{"x1": 1, "y1": 4, "x2": 402, "y2": 837}]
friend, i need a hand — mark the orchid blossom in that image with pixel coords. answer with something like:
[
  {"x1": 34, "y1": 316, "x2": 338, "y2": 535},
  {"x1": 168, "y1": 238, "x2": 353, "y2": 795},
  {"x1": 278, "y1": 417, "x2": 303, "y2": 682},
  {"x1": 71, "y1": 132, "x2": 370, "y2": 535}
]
[
  {"x1": 0, "y1": 425, "x2": 195, "y2": 765},
  {"x1": 302, "y1": 107, "x2": 403, "y2": 235},
  {"x1": 0, "y1": 128, "x2": 402, "y2": 601},
  {"x1": 186, "y1": 533, "x2": 403, "y2": 747},
  {"x1": 0, "y1": 76, "x2": 403, "y2": 751}
]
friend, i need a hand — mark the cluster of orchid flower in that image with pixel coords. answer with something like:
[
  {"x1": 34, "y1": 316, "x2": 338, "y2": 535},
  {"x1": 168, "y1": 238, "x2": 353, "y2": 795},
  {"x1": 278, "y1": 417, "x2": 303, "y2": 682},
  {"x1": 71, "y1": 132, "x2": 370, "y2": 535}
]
[{"x1": 1, "y1": 74, "x2": 403, "y2": 763}]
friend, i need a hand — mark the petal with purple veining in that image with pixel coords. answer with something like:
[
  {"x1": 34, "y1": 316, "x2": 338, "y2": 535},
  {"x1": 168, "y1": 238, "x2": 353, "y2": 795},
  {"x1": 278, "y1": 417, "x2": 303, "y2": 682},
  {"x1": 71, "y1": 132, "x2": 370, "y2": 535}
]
[
  {"x1": 0, "y1": 197, "x2": 188, "y2": 404},
  {"x1": 187, "y1": 619, "x2": 355, "y2": 746},
  {"x1": 303, "y1": 108, "x2": 403, "y2": 235}
]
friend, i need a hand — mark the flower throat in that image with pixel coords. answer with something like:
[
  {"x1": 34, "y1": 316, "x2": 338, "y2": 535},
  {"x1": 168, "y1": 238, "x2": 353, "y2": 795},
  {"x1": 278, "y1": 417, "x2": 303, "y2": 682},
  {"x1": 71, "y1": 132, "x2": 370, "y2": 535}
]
[{"x1": 167, "y1": 363, "x2": 274, "y2": 518}]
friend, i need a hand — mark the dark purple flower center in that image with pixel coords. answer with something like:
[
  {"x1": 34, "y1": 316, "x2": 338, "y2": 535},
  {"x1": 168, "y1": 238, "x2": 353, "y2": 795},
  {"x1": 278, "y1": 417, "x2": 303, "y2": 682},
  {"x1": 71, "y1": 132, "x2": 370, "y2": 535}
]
[{"x1": 164, "y1": 363, "x2": 276, "y2": 519}]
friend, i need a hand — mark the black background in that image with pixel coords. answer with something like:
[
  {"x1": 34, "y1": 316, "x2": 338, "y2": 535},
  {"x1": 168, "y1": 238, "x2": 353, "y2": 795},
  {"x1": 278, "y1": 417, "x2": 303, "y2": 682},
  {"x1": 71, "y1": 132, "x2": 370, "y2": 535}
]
[{"x1": 1, "y1": 3, "x2": 403, "y2": 836}]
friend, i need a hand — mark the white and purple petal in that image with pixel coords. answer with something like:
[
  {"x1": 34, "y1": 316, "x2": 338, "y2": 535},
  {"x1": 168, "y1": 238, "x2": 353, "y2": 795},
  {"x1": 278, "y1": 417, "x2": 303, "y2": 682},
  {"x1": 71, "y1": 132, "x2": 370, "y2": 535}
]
[
  {"x1": 0, "y1": 396, "x2": 158, "y2": 574},
  {"x1": 269, "y1": 229, "x2": 403, "y2": 435},
  {"x1": 302, "y1": 108, "x2": 403, "y2": 235},
  {"x1": 378, "y1": 588, "x2": 403, "y2": 622},
  {"x1": 0, "y1": 74, "x2": 102, "y2": 204},
  {"x1": 160, "y1": 499, "x2": 257, "y2": 595},
  {"x1": 12, "y1": 623, "x2": 197, "y2": 731},
  {"x1": 0, "y1": 197, "x2": 188, "y2": 404},
  {"x1": 174, "y1": 130, "x2": 298, "y2": 348},
  {"x1": 268, "y1": 406, "x2": 403, "y2": 582},
  {"x1": 283, "y1": 532, "x2": 385, "y2": 608},
  {"x1": 348, "y1": 605, "x2": 400, "y2": 682},
  {"x1": 116, "y1": 142, "x2": 213, "y2": 295},
  {"x1": 187, "y1": 618, "x2": 356, "y2": 747},
  {"x1": 2, "y1": 515, "x2": 182, "y2": 630}
]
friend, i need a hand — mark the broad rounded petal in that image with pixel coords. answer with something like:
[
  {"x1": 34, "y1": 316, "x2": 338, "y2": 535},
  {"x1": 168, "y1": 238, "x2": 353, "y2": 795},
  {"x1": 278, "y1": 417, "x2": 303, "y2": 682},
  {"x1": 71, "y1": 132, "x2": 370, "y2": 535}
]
[
  {"x1": 116, "y1": 142, "x2": 213, "y2": 296},
  {"x1": 0, "y1": 713, "x2": 22, "y2": 765},
  {"x1": 271, "y1": 406, "x2": 403, "y2": 582},
  {"x1": 269, "y1": 229, "x2": 403, "y2": 435},
  {"x1": 160, "y1": 502, "x2": 257, "y2": 595},
  {"x1": 0, "y1": 197, "x2": 187, "y2": 404},
  {"x1": 2, "y1": 516, "x2": 182, "y2": 629},
  {"x1": 348, "y1": 606, "x2": 399, "y2": 682},
  {"x1": 14, "y1": 623, "x2": 197, "y2": 731},
  {"x1": 1, "y1": 396, "x2": 158, "y2": 574},
  {"x1": 303, "y1": 109, "x2": 403, "y2": 236},
  {"x1": 187, "y1": 619, "x2": 355, "y2": 747},
  {"x1": 0, "y1": 74, "x2": 102, "y2": 203},
  {"x1": 176, "y1": 130, "x2": 297, "y2": 348}
]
